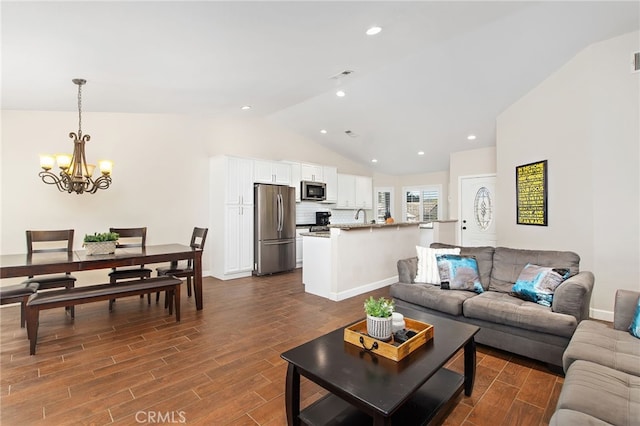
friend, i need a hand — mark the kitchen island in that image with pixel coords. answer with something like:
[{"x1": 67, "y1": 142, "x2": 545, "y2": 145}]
[{"x1": 301, "y1": 222, "x2": 420, "y2": 301}]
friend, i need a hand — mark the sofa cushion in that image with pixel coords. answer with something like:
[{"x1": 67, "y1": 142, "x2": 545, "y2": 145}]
[
  {"x1": 415, "y1": 246, "x2": 460, "y2": 284},
  {"x1": 430, "y1": 243, "x2": 495, "y2": 290},
  {"x1": 562, "y1": 320, "x2": 640, "y2": 376},
  {"x1": 556, "y1": 360, "x2": 640, "y2": 426},
  {"x1": 511, "y1": 264, "x2": 570, "y2": 307},
  {"x1": 436, "y1": 254, "x2": 483, "y2": 293},
  {"x1": 489, "y1": 247, "x2": 580, "y2": 293},
  {"x1": 462, "y1": 292, "x2": 577, "y2": 337},
  {"x1": 389, "y1": 283, "x2": 477, "y2": 316}
]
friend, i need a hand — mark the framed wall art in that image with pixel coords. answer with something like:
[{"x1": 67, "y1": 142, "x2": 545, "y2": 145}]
[{"x1": 516, "y1": 160, "x2": 548, "y2": 226}]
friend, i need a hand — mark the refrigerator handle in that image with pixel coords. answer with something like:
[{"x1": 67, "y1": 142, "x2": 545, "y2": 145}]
[
  {"x1": 280, "y1": 194, "x2": 284, "y2": 232},
  {"x1": 278, "y1": 194, "x2": 283, "y2": 232}
]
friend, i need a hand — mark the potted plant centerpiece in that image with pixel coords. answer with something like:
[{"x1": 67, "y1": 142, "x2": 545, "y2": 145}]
[
  {"x1": 364, "y1": 296, "x2": 394, "y2": 341},
  {"x1": 83, "y1": 232, "x2": 119, "y2": 255}
]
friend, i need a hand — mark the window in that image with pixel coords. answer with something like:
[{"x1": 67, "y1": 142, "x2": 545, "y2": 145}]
[
  {"x1": 374, "y1": 187, "x2": 394, "y2": 223},
  {"x1": 402, "y1": 185, "x2": 441, "y2": 222}
]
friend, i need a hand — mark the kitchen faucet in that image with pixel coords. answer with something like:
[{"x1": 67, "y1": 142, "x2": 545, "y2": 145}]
[{"x1": 355, "y1": 208, "x2": 366, "y2": 224}]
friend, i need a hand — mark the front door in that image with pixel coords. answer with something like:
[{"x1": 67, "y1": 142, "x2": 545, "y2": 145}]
[{"x1": 460, "y1": 175, "x2": 496, "y2": 247}]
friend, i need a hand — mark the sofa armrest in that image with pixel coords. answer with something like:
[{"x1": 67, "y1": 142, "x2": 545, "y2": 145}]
[
  {"x1": 613, "y1": 289, "x2": 640, "y2": 331},
  {"x1": 397, "y1": 257, "x2": 418, "y2": 284},
  {"x1": 552, "y1": 271, "x2": 595, "y2": 322}
]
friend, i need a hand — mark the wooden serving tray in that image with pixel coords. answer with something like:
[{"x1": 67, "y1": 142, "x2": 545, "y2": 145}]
[{"x1": 344, "y1": 317, "x2": 434, "y2": 362}]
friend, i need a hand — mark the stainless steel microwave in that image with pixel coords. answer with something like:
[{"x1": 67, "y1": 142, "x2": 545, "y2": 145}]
[{"x1": 301, "y1": 180, "x2": 326, "y2": 201}]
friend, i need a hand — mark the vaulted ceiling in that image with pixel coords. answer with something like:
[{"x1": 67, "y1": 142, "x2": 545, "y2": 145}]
[{"x1": 2, "y1": 1, "x2": 638, "y2": 175}]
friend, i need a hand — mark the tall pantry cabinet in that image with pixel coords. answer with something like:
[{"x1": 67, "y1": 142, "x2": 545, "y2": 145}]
[{"x1": 210, "y1": 156, "x2": 254, "y2": 280}]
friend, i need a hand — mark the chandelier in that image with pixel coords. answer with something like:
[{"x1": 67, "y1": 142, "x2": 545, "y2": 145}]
[{"x1": 39, "y1": 79, "x2": 112, "y2": 194}]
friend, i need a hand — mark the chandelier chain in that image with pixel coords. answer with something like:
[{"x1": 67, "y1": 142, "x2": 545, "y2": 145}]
[{"x1": 77, "y1": 82, "x2": 82, "y2": 135}]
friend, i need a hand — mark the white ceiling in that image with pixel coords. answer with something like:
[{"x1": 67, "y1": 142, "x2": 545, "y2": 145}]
[{"x1": 2, "y1": 1, "x2": 638, "y2": 175}]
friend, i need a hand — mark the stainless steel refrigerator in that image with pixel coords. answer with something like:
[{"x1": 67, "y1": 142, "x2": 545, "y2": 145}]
[{"x1": 253, "y1": 183, "x2": 296, "y2": 276}]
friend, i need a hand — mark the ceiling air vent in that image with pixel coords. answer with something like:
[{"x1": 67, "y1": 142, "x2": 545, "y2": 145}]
[
  {"x1": 633, "y1": 52, "x2": 640, "y2": 73},
  {"x1": 330, "y1": 70, "x2": 354, "y2": 80}
]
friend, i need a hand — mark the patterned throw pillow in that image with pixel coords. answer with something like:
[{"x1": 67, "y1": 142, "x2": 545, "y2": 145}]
[
  {"x1": 415, "y1": 246, "x2": 460, "y2": 284},
  {"x1": 435, "y1": 254, "x2": 484, "y2": 293},
  {"x1": 511, "y1": 263, "x2": 570, "y2": 307},
  {"x1": 629, "y1": 297, "x2": 640, "y2": 339}
]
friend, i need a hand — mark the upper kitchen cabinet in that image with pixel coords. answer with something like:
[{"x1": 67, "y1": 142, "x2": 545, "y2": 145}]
[
  {"x1": 322, "y1": 166, "x2": 338, "y2": 203},
  {"x1": 355, "y1": 175, "x2": 373, "y2": 209},
  {"x1": 301, "y1": 163, "x2": 323, "y2": 182},
  {"x1": 254, "y1": 160, "x2": 291, "y2": 185},
  {"x1": 336, "y1": 173, "x2": 373, "y2": 209},
  {"x1": 225, "y1": 156, "x2": 254, "y2": 205}
]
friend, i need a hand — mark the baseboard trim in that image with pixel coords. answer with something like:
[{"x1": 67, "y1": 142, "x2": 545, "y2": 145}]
[
  {"x1": 330, "y1": 276, "x2": 397, "y2": 302},
  {"x1": 590, "y1": 308, "x2": 614, "y2": 322}
]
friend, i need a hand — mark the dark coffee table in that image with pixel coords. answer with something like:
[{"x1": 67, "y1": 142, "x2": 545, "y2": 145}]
[{"x1": 281, "y1": 305, "x2": 479, "y2": 425}]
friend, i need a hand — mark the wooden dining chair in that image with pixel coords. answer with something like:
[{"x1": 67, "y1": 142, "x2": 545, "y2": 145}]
[
  {"x1": 23, "y1": 229, "x2": 77, "y2": 316},
  {"x1": 108, "y1": 227, "x2": 152, "y2": 310},
  {"x1": 156, "y1": 227, "x2": 208, "y2": 305}
]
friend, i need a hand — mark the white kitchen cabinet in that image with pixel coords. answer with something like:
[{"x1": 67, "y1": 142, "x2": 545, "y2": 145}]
[
  {"x1": 322, "y1": 166, "x2": 338, "y2": 203},
  {"x1": 210, "y1": 155, "x2": 255, "y2": 280},
  {"x1": 254, "y1": 160, "x2": 291, "y2": 185},
  {"x1": 224, "y1": 204, "x2": 254, "y2": 274},
  {"x1": 289, "y1": 162, "x2": 302, "y2": 202},
  {"x1": 336, "y1": 173, "x2": 372, "y2": 209},
  {"x1": 337, "y1": 174, "x2": 356, "y2": 208},
  {"x1": 301, "y1": 163, "x2": 323, "y2": 182},
  {"x1": 355, "y1": 175, "x2": 373, "y2": 209},
  {"x1": 225, "y1": 156, "x2": 254, "y2": 205}
]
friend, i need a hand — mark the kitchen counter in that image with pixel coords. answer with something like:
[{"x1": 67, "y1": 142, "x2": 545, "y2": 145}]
[
  {"x1": 302, "y1": 224, "x2": 420, "y2": 301},
  {"x1": 328, "y1": 222, "x2": 422, "y2": 230},
  {"x1": 299, "y1": 231, "x2": 330, "y2": 238}
]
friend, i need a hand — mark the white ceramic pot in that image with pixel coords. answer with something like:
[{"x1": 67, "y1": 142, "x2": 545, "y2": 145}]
[{"x1": 366, "y1": 314, "x2": 393, "y2": 341}]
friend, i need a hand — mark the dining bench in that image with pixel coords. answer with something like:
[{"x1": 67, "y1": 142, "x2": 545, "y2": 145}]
[{"x1": 25, "y1": 276, "x2": 183, "y2": 355}]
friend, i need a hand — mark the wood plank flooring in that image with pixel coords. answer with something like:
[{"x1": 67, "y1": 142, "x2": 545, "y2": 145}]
[{"x1": 0, "y1": 269, "x2": 563, "y2": 425}]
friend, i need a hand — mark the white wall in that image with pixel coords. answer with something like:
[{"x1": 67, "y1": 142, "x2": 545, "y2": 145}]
[{"x1": 496, "y1": 31, "x2": 640, "y2": 319}]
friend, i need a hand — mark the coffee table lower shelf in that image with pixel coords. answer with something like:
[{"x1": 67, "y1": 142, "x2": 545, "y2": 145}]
[{"x1": 298, "y1": 368, "x2": 464, "y2": 426}]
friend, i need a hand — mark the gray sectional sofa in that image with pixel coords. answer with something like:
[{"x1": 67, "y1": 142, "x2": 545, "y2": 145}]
[
  {"x1": 550, "y1": 289, "x2": 640, "y2": 425},
  {"x1": 390, "y1": 243, "x2": 595, "y2": 368}
]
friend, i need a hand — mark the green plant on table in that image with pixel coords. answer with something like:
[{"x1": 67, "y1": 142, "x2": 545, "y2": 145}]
[
  {"x1": 364, "y1": 296, "x2": 394, "y2": 318},
  {"x1": 83, "y1": 232, "x2": 119, "y2": 243}
]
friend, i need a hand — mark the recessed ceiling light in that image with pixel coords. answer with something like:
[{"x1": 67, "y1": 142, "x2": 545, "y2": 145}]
[
  {"x1": 366, "y1": 26, "x2": 382, "y2": 36},
  {"x1": 241, "y1": 105, "x2": 251, "y2": 110},
  {"x1": 371, "y1": 159, "x2": 378, "y2": 163},
  {"x1": 320, "y1": 129, "x2": 327, "y2": 134},
  {"x1": 418, "y1": 151, "x2": 425, "y2": 156},
  {"x1": 336, "y1": 90, "x2": 346, "y2": 97},
  {"x1": 467, "y1": 134, "x2": 477, "y2": 140}
]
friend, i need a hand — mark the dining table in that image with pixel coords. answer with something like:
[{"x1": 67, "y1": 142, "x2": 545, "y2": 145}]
[{"x1": 0, "y1": 243, "x2": 204, "y2": 310}]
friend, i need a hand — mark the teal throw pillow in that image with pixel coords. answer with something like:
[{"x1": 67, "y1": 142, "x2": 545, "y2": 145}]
[
  {"x1": 435, "y1": 254, "x2": 484, "y2": 293},
  {"x1": 511, "y1": 263, "x2": 570, "y2": 307},
  {"x1": 629, "y1": 297, "x2": 640, "y2": 339}
]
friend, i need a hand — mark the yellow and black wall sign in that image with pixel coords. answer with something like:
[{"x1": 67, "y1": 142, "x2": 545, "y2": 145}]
[{"x1": 516, "y1": 160, "x2": 548, "y2": 226}]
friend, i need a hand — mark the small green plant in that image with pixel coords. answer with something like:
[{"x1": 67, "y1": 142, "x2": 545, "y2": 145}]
[
  {"x1": 364, "y1": 296, "x2": 394, "y2": 318},
  {"x1": 83, "y1": 232, "x2": 119, "y2": 243}
]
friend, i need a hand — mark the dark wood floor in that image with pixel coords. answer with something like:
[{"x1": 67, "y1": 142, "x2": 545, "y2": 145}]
[{"x1": 0, "y1": 269, "x2": 563, "y2": 425}]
